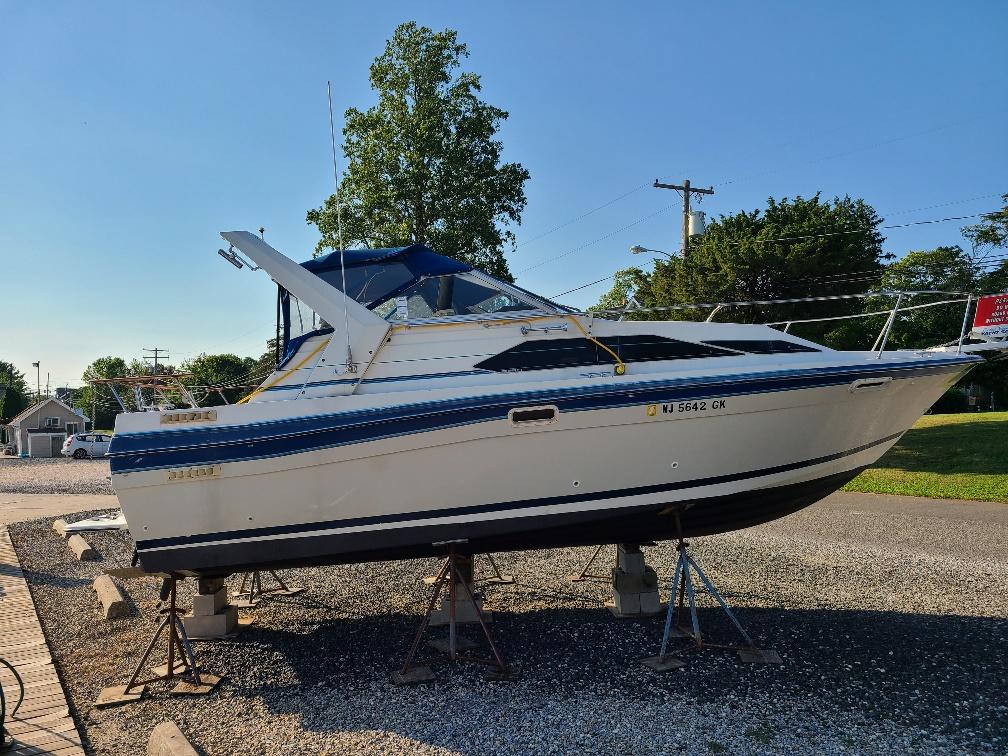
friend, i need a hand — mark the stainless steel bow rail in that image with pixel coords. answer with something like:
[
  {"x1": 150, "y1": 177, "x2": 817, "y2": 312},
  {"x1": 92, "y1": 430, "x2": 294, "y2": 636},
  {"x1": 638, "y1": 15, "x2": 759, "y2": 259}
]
[{"x1": 594, "y1": 289, "x2": 978, "y2": 356}]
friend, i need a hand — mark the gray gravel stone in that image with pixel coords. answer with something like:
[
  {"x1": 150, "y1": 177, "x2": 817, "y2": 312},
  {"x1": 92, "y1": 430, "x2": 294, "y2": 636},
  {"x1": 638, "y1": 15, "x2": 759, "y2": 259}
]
[
  {"x1": 0, "y1": 457, "x2": 113, "y2": 495},
  {"x1": 7, "y1": 503, "x2": 1007, "y2": 755}
]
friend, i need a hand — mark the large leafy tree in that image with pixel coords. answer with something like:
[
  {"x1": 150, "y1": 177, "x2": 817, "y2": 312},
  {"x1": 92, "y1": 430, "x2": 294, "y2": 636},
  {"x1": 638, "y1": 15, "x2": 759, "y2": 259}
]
[
  {"x1": 671, "y1": 195, "x2": 886, "y2": 323},
  {"x1": 599, "y1": 194, "x2": 888, "y2": 347},
  {"x1": 878, "y1": 246, "x2": 980, "y2": 350},
  {"x1": 307, "y1": 21, "x2": 529, "y2": 281},
  {"x1": 0, "y1": 361, "x2": 29, "y2": 420}
]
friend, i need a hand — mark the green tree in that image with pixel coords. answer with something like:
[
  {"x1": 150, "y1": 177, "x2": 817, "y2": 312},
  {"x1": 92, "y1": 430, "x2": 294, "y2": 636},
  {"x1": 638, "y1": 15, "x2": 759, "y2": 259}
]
[
  {"x1": 79, "y1": 356, "x2": 131, "y2": 429},
  {"x1": 0, "y1": 362, "x2": 29, "y2": 420},
  {"x1": 592, "y1": 267, "x2": 653, "y2": 319},
  {"x1": 963, "y1": 193, "x2": 1008, "y2": 253},
  {"x1": 604, "y1": 194, "x2": 888, "y2": 348},
  {"x1": 306, "y1": 21, "x2": 529, "y2": 281},
  {"x1": 181, "y1": 353, "x2": 257, "y2": 406},
  {"x1": 878, "y1": 246, "x2": 979, "y2": 350}
]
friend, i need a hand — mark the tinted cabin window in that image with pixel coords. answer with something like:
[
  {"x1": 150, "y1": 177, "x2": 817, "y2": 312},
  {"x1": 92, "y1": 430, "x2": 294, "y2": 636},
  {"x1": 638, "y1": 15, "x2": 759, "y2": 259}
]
[
  {"x1": 703, "y1": 340, "x2": 820, "y2": 354},
  {"x1": 474, "y1": 336, "x2": 736, "y2": 373}
]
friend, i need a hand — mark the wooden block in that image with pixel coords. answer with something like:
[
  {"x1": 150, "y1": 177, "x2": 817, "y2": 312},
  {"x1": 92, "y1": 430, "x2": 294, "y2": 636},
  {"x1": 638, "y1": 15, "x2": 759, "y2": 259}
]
[
  {"x1": 67, "y1": 535, "x2": 97, "y2": 562},
  {"x1": 52, "y1": 519, "x2": 69, "y2": 538},
  {"x1": 92, "y1": 575, "x2": 129, "y2": 619},
  {"x1": 147, "y1": 720, "x2": 199, "y2": 756}
]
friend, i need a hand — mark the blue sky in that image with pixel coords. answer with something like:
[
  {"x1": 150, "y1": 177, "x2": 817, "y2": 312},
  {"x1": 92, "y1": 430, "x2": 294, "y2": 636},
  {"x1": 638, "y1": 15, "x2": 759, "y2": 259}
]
[{"x1": 1, "y1": 1, "x2": 1005, "y2": 390}]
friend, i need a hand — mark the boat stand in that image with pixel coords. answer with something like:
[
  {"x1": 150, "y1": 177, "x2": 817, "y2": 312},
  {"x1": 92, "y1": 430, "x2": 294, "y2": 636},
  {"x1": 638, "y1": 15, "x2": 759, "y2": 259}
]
[
  {"x1": 232, "y1": 569, "x2": 304, "y2": 608},
  {"x1": 643, "y1": 529, "x2": 781, "y2": 671},
  {"x1": 423, "y1": 553, "x2": 513, "y2": 587},
  {"x1": 569, "y1": 541, "x2": 657, "y2": 583},
  {"x1": 95, "y1": 576, "x2": 222, "y2": 707},
  {"x1": 393, "y1": 549, "x2": 518, "y2": 685},
  {"x1": 568, "y1": 543, "x2": 612, "y2": 583}
]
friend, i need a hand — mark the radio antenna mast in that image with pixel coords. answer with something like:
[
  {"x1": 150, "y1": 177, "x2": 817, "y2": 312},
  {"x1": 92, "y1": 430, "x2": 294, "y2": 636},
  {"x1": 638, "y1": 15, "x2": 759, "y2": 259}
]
[{"x1": 328, "y1": 80, "x2": 354, "y2": 371}]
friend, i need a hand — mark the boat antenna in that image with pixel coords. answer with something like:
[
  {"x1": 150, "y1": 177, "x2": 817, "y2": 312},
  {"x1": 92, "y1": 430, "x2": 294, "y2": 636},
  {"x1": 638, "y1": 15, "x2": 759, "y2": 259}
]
[{"x1": 328, "y1": 80, "x2": 354, "y2": 371}]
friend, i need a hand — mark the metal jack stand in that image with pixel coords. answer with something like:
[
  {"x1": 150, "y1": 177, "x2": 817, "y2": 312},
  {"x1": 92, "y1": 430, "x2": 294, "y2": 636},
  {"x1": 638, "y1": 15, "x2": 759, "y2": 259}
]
[
  {"x1": 95, "y1": 576, "x2": 222, "y2": 707},
  {"x1": 568, "y1": 544, "x2": 611, "y2": 583},
  {"x1": 643, "y1": 523, "x2": 781, "y2": 671},
  {"x1": 393, "y1": 549, "x2": 518, "y2": 685},
  {"x1": 232, "y1": 570, "x2": 304, "y2": 608},
  {"x1": 479, "y1": 553, "x2": 514, "y2": 585},
  {"x1": 423, "y1": 553, "x2": 513, "y2": 587}
]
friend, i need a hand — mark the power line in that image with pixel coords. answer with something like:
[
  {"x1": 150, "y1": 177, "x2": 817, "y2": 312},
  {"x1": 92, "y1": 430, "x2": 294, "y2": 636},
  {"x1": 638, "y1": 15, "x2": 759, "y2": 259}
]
[
  {"x1": 516, "y1": 203, "x2": 678, "y2": 274},
  {"x1": 514, "y1": 184, "x2": 649, "y2": 250},
  {"x1": 550, "y1": 214, "x2": 1004, "y2": 301}
]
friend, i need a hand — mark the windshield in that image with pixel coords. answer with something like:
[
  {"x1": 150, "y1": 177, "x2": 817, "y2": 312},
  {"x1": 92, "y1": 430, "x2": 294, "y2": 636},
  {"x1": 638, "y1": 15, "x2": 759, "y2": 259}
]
[{"x1": 371, "y1": 274, "x2": 541, "y2": 321}]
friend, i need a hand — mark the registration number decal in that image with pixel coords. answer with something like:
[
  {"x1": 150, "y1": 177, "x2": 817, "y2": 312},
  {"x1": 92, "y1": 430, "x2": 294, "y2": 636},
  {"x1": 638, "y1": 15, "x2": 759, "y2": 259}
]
[{"x1": 647, "y1": 399, "x2": 726, "y2": 416}]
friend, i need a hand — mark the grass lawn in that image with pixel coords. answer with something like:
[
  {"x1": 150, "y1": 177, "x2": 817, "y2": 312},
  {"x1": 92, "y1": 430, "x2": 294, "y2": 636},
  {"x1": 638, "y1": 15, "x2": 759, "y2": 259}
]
[{"x1": 844, "y1": 411, "x2": 1008, "y2": 502}]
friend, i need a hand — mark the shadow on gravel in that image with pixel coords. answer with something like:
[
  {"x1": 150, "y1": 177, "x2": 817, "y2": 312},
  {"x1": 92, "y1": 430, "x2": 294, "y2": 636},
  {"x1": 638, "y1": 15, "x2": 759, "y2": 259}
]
[{"x1": 222, "y1": 603, "x2": 1007, "y2": 748}]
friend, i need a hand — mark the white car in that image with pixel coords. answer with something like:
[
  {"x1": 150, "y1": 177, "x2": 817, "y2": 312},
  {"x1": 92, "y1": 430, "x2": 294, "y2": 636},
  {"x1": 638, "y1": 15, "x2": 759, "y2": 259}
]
[{"x1": 62, "y1": 433, "x2": 111, "y2": 459}]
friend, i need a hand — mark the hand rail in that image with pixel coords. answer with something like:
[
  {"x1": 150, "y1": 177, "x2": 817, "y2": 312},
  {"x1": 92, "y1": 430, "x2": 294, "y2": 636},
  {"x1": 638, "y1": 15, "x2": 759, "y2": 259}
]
[{"x1": 587, "y1": 290, "x2": 982, "y2": 357}]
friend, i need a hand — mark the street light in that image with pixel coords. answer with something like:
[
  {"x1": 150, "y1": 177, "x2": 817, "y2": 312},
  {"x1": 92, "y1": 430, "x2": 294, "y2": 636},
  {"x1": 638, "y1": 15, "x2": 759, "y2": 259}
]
[
  {"x1": 31, "y1": 361, "x2": 40, "y2": 403},
  {"x1": 629, "y1": 245, "x2": 678, "y2": 260}
]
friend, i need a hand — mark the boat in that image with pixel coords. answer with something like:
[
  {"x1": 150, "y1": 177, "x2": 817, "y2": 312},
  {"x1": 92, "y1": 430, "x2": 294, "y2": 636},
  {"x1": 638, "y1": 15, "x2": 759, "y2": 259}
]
[{"x1": 107, "y1": 231, "x2": 994, "y2": 575}]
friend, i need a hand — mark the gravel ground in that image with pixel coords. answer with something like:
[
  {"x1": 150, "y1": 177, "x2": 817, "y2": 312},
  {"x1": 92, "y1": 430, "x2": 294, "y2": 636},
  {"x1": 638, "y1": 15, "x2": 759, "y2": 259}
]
[
  {"x1": 8, "y1": 504, "x2": 1007, "y2": 755},
  {"x1": 0, "y1": 457, "x2": 113, "y2": 495}
]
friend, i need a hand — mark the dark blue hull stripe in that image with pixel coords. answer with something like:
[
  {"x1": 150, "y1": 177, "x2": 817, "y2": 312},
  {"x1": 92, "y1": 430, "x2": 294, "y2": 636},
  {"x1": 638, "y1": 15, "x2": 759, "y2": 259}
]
[
  {"x1": 108, "y1": 357, "x2": 971, "y2": 474},
  {"x1": 136, "y1": 430, "x2": 903, "y2": 552},
  {"x1": 262, "y1": 369, "x2": 492, "y2": 392}
]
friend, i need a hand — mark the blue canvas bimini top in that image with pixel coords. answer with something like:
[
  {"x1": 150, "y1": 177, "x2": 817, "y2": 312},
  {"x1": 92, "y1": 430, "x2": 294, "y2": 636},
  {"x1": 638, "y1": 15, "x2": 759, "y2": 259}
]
[{"x1": 301, "y1": 244, "x2": 473, "y2": 308}]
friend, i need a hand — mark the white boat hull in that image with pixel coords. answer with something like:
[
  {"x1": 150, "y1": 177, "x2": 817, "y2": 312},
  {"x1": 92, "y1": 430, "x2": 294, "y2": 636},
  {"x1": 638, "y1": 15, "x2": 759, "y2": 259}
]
[{"x1": 109, "y1": 353, "x2": 971, "y2": 574}]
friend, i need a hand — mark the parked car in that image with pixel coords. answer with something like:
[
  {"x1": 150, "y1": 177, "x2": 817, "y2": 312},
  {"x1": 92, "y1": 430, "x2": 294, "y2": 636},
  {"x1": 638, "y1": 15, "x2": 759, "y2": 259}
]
[{"x1": 62, "y1": 433, "x2": 111, "y2": 459}]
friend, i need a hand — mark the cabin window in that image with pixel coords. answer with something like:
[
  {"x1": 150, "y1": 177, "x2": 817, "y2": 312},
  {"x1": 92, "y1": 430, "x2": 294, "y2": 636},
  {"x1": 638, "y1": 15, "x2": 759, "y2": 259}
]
[
  {"x1": 45, "y1": 417, "x2": 60, "y2": 427},
  {"x1": 276, "y1": 288, "x2": 333, "y2": 368},
  {"x1": 702, "y1": 340, "x2": 820, "y2": 355},
  {"x1": 474, "y1": 336, "x2": 736, "y2": 373},
  {"x1": 372, "y1": 274, "x2": 539, "y2": 321}
]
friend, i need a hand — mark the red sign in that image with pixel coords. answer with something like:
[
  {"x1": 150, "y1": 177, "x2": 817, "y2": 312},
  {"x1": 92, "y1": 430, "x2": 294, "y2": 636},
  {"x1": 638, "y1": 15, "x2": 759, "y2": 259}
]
[{"x1": 973, "y1": 293, "x2": 1008, "y2": 337}]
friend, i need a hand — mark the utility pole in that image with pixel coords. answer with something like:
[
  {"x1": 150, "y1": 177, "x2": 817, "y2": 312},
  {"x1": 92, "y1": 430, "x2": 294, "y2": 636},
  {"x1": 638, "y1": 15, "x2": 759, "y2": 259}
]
[
  {"x1": 653, "y1": 179, "x2": 714, "y2": 258},
  {"x1": 143, "y1": 348, "x2": 168, "y2": 375}
]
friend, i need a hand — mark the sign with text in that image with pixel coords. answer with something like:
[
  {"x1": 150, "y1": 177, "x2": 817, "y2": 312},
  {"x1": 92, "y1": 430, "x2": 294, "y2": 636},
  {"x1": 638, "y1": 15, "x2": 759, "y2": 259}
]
[{"x1": 972, "y1": 293, "x2": 1008, "y2": 339}]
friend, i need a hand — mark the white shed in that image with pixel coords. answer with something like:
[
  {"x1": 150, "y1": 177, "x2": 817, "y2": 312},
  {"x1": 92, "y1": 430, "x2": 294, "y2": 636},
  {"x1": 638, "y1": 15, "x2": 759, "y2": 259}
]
[{"x1": 3, "y1": 398, "x2": 91, "y2": 457}]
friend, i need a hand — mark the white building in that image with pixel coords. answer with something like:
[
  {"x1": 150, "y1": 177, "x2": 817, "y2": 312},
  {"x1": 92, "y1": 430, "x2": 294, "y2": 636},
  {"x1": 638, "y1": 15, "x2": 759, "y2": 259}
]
[{"x1": 2, "y1": 398, "x2": 91, "y2": 457}]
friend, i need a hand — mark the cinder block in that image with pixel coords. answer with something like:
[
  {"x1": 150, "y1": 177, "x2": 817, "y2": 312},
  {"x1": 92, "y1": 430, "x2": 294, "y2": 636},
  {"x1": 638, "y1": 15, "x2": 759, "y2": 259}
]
[
  {"x1": 191, "y1": 588, "x2": 227, "y2": 616},
  {"x1": 612, "y1": 568, "x2": 657, "y2": 593},
  {"x1": 68, "y1": 534, "x2": 98, "y2": 561},
  {"x1": 638, "y1": 590, "x2": 662, "y2": 614},
  {"x1": 93, "y1": 574, "x2": 130, "y2": 619},
  {"x1": 182, "y1": 605, "x2": 237, "y2": 639},
  {"x1": 613, "y1": 591, "x2": 641, "y2": 615},
  {"x1": 148, "y1": 720, "x2": 198, "y2": 756},
  {"x1": 52, "y1": 519, "x2": 69, "y2": 538},
  {"x1": 617, "y1": 545, "x2": 646, "y2": 573}
]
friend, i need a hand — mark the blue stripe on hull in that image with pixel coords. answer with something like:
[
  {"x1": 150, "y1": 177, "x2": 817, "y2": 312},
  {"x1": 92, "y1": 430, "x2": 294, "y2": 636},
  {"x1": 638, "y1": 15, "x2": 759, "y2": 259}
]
[{"x1": 109, "y1": 358, "x2": 969, "y2": 474}]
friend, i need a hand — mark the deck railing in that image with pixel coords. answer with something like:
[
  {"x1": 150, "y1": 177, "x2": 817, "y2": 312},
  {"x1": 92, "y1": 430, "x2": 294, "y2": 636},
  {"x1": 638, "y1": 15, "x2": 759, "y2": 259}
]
[{"x1": 588, "y1": 289, "x2": 976, "y2": 358}]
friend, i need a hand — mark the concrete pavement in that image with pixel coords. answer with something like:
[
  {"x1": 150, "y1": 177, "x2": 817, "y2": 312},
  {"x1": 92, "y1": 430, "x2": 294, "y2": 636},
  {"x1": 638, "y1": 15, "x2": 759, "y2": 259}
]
[{"x1": 0, "y1": 493, "x2": 115, "y2": 525}]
